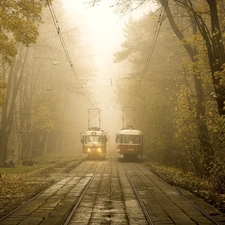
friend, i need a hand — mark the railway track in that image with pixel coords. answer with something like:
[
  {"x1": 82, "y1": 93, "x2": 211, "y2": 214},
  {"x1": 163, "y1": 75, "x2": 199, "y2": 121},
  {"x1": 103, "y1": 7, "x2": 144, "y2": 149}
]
[
  {"x1": 61, "y1": 161, "x2": 103, "y2": 225},
  {"x1": 0, "y1": 157, "x2": 225, "y2": 224},
  {"x1": 121, "y1": 163, "x2": 154, "y2": 225},
  {"x1": 121, "y1": 162, "x2": 225, "y2": 225}
]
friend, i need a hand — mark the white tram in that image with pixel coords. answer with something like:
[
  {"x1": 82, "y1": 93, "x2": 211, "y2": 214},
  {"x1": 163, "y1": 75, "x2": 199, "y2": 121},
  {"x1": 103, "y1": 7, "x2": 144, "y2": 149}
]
[
  {"x1": 116, "y1": 127, "x2": 143, "y2": 160},
  {"x1": 81, "y1": 127, "x2": 107, "y2": 159}
]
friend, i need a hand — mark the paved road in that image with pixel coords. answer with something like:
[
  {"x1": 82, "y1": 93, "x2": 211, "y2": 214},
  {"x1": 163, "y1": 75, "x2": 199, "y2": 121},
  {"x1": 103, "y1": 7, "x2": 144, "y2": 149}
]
[{"x1": 1, "y1": 152, "x2": 225, "y2": 224}]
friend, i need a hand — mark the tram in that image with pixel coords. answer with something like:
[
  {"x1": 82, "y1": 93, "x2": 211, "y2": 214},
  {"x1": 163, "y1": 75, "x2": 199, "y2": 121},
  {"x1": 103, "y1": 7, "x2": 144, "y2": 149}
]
[
  {"x1": 81, "y1": 127, "x2": 107, "y2": 159},
  {"x1": 116, "y1": 126, "x2": 143, "y2": 160}
]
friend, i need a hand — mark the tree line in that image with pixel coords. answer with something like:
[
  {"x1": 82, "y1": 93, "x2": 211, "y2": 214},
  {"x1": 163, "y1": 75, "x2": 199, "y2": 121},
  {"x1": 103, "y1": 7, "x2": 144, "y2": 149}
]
[
  {"x1": 111, "y1": 0, "x2": 225, "y2": 182},
  {"x1": 0, "y1": 0, "x2": 91, "y2": 164}
]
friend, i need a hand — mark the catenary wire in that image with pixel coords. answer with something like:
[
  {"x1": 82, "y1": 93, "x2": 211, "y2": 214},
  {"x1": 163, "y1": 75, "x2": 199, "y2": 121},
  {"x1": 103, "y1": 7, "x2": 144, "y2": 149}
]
[
  {"x1": 45, "y1": 0, "x2": 97, "y2": 106},
  {"x1": 46, "y1": 0, "x2": 82, "y2": 89},
  {"x1": 142, "y1": 0, "x2": 169, "y2": 79}
]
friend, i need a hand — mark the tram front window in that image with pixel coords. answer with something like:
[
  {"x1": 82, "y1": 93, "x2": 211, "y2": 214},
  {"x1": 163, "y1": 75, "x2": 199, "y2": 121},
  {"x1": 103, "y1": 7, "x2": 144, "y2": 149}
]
[
  {"x1": 85, "y1": 136, "x2": 102, "y2": 143},
  {"x1": 121, "y1": 135, "x2": 140, "y2": 144}
]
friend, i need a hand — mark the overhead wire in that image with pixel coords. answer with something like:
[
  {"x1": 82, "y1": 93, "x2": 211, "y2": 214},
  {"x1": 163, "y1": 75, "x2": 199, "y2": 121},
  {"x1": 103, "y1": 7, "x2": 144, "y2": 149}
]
[
  {"x1": 131, "y1": 0, "x2": 169, "y2": 97},
  {"x1": 46, "y1": 0, "x2": 82, "y2": 90},
  {"x1": 45, "y1": 0, "x2": 97, "y2": 106},
  {"x1": 45, "y1": 1, "x2": 168, "y2": 108},
  {"x1": 142, "y1": 0, "x2": 169, "y2": 79}
]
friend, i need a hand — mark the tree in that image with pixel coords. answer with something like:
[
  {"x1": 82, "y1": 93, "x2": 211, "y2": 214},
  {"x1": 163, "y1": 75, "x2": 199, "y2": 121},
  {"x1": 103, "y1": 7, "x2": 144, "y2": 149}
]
[
  {"x1": 0, "y1": 0, "x2": 93, "y2": 162},
  {"x1": 161, "y1": 0, "x2": 225, "y2": 116},
  {"x1": 0, "y1": 77, "x2": 6, "y2": 106},
  {"x1": 91, "y1": 0, "x2": 225, "y2": 115},
  {"x1": 0, "y1": 0, "x2": 49, "y2": 119},
  {"x1": 0, "y1": 0, "x2": 52, "y2": 162},
  {"x1": 0, "y1": 46, "x2": 30, "y2": 162},
  {"x1": 110, "y1": 0, "x2": 224, "y2": 175},
  {"x1": 114, "y1": 14, "x2": 182, "y2": 166},
  {"x1": 0, "y1": 0, "x2": 52, "y2": 63},
  {"x1": 159, "y1": 0, "x2": 215, "y2": 175}
]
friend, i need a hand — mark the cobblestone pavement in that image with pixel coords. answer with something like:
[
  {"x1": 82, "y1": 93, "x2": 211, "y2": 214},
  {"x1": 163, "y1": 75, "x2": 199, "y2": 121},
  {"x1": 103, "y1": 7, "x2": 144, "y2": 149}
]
[{"x1": 1, "y1": 155, "x2": 225, "y2": 225}]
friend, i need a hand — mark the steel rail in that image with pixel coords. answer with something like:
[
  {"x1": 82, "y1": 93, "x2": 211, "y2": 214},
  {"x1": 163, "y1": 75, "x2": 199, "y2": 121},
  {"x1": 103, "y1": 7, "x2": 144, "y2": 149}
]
[
  {"x1": 122, "y1": 163, "x2": 154, "y2": 225},
  {"x1": 61, "y1": 161, "x2": 103, "y2": 225}
]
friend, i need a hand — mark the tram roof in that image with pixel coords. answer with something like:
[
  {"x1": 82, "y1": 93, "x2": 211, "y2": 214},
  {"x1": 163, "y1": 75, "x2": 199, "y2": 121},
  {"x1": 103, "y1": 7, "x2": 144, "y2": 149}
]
[
  {"x1": 116, "y1": 128, "x2": 143, "y2": 135},
  {"x1": 81, "y1": 130, "x2": 107, "y2": 136}
]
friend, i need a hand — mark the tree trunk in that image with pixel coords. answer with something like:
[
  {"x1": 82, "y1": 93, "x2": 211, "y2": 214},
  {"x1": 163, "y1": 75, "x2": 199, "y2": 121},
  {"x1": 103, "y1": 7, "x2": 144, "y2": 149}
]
[
  {"x1": 188, "y1": 0, "x2": 225, "y2": 115},
  {"x1": 206, "y1": 0, "x2": 225, "y2": 115},
  {"x1": 163, "y1": 1, "x2": 214, "y2": 175},
  {"x1": 0, "y1": 130, "x2": 10, "y2": 162},
  {"x1": 0, "y1": 48, "x2": 29, "y2": 162}
]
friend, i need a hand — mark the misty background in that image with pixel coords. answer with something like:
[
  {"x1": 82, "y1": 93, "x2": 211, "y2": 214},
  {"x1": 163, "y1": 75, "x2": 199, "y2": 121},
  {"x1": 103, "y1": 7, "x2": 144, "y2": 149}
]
[{"x1": 1, "y1": 0, "x2": 225, "y2": 182}]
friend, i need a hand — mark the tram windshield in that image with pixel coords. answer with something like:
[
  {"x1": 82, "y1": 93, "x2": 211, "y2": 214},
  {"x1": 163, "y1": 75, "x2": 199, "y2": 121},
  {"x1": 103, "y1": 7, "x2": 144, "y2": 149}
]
[
  {"x1": 119, "y1": 135, "x2": 142, "y2": 144},
  {"x1": 85, "y1": 135, "x2": 103, "y2": 143}
]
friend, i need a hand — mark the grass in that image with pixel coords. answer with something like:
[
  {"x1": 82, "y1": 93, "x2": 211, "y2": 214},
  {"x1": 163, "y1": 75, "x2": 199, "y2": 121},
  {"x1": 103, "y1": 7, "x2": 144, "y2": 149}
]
[{"x1": 0, "y1": 150, "x2": 83, "y2": 174}]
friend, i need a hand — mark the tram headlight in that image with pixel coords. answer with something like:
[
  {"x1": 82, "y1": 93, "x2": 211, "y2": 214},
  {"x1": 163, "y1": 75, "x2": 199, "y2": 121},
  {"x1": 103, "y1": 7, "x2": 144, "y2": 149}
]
[{"x1": 98, "y1": 148, "x2": 101, "y2": 152}]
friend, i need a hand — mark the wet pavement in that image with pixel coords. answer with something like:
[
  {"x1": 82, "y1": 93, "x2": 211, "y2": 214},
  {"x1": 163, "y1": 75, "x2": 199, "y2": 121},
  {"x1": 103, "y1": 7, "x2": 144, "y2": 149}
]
[{"x1": 0, "y1": 157, "x2": 225, "y2": 225}]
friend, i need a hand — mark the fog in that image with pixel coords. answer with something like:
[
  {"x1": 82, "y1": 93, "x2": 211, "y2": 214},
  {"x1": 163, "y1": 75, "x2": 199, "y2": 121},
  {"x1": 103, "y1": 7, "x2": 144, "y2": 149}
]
[
  {"x1": 58, "y1": 0, "x2": 147, "y2": 147},
  {"x1": 1, "y1": 2, "x2": 224, "y2": 212},
  {"x1": 0, "y1": 0, "x2": 153, "y2": 161}
]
